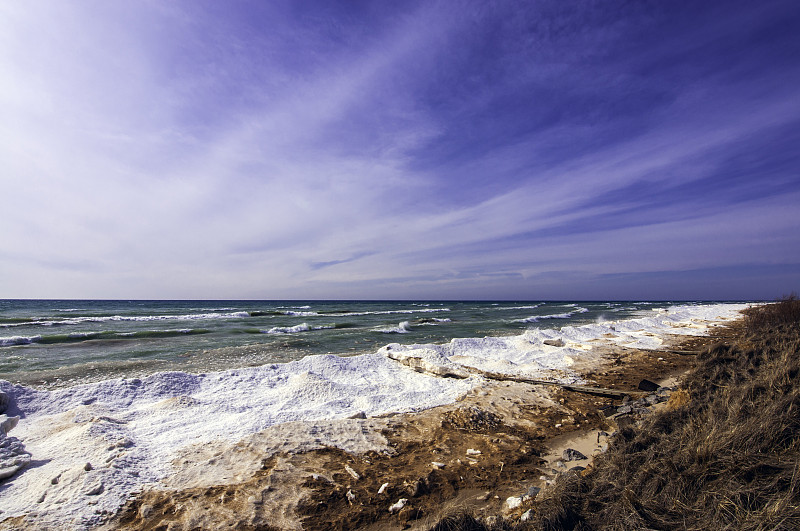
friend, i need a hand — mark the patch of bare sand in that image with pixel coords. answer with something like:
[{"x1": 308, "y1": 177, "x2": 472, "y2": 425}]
[{"x1": 94, "y1": 330, "x2": 729, "y2": 531}]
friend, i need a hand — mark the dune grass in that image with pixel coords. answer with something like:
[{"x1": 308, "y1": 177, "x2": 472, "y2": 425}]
[{"x1": 431, "y1": 296, "x2": 800, "y2": 530}]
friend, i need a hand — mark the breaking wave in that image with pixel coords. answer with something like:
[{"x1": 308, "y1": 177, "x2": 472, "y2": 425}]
[
  {"x1": 262, "y1": 323, "x2": 335, "y2": 334},
  {"x1": 515, "y1": 307, "x2": 589, "y2": 323},
  {"x1": 375, "y1": 321, "x2": 414, "y2": 334},
  {"x1": 0, "y1": 329, "x2": 211, "y2": 346}
]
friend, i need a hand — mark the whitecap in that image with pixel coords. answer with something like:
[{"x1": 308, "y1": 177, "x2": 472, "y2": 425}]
[
  {"x1": 375, "y1": 321, "x2": 413, "y2": 334},
  {"x1": 262, "y1": 323, "x2": 334, "y2": 334},
  {"x1": 0, "y1": 335, "x2": 42, "y2": 346}
]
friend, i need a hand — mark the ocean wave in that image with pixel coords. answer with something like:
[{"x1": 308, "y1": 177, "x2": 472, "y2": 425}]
[
  {"x1": 2, "y1": 311, "x2": 251, "y2": 327},
  {"x1": 515, "y1": 307, "x2": 589, "y2": 323},
  {"x1": 493, "y1": 304, "x2": 543, "y2": 311},
  {"x1": 375, "y1": 321, "x2": 413, "y2": 334},
  {"x1": 0, "y1": 318, "x2": 35, "y2": 327},
  {"x1": 262, "y1": 323, "x2": 335, "y2": 334},
  {"x1": 327, "y1": 308, "x2": 450, "y2": 317},
  {"x1": 0, "y1": 329, "x2": 211, "y2": 346},
  {"x1": 0, "y1": 335, "x2": 42, "y2": 346},
  {"x1": 417, "y1": 318, "x2": 451, "y2": 326}
]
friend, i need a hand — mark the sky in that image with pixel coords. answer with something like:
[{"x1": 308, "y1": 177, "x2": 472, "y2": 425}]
[{"x1": 1, "y1": 0, "x2": 799, "y2": 301}]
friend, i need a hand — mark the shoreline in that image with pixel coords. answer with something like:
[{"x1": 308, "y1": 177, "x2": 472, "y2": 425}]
[
  {"x1": 108, "y1": 331, "x2": 719, "y2": 531},
  {"x1": 0, "y1": 306, "x2": 747, "y2": 530}
]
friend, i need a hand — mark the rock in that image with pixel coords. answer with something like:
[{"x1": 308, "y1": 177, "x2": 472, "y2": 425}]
[
  {"x1": 388, "y1": 498, "x2": 408, "y2": 513},
  {"x1": 543, "y1": 338, "x2": 565, "y2": 347},
  {"x1": 569, "y1": 465, "x2": 586, "y2": 473},
  {"x1": 346, "y1": 489, "x2": 356, "y2": 504},
  {"x1": 526, "y1": 486, "x2": 541, "y2": 497},
  {"x1": 562, "y1": 448, "x2": 588, "y2": 461},
  {"x1": 521, "y1": 509, "x2": 533, "y2": 521},
  {"x1": 0, "y1": 392, "x2": 8, "y2": 415},
  {"x1": 617, "y1": 405, "x2": 632, "y2": 415},
  {"x1": 431, "y1": 461, "x2": 445, "y2": 469},
  {"x1": 84, "y1": 462, "x2": 93, "y2": 472},
  {"x1": 348, "y1": 411, "x2": 367, "y2": 419},
  {"x1": 505, "y1": 495, "x2": 524, "y2": 510},
  {"x1": 0, "y1": 415, "x2": 19, "y2": 436},
  {"x1": 638, "y1": 379, "x2": 659, "y2": 392},
  {"x1": 466, "y1": 448, "x2": 481, "y2": 456},
  {"x1": 645, "y1": 394, "x2": 660, "y2": 406},
  {"x1": 378, "y1": 482, "x2": 388, "y2": 494},
  {"x1": 600, "y1": 405, "x2": 617, "y2": 417}
]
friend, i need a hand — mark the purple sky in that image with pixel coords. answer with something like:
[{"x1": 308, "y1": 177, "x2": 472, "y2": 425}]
[{"x1": 1, "y1": 1, "x2": 798, "y2": 300}]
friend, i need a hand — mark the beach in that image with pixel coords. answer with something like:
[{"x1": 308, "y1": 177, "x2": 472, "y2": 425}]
[{"x1": 0, "y1": 302, "x2": 750, "y2": 529}]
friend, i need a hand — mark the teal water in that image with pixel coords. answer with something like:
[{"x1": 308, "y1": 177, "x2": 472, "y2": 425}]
[{"x1": 0, "y1": 299, "x2": 710, "y2": 389}]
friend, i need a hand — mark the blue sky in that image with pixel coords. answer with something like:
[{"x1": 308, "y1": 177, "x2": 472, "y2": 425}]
[{"x1": 1, "y1": 0, "x2": 798, "y2": 300}]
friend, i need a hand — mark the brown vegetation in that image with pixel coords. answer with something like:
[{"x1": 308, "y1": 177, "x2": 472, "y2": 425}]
[{"x1": 438, "y1": 297, "x2": 800, "y2": 530}]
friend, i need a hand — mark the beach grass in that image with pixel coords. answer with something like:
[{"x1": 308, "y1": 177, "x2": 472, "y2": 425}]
[{"x1": 434, "y1": 295, "x2": 800, "y2": 530}]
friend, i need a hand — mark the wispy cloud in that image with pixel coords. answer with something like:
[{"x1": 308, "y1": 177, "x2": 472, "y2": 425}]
[{"x1": 0, "y1": 0, "x2": 798, "y2": 299}]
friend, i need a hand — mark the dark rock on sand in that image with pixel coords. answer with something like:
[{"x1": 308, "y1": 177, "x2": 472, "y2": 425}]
[
  {"x1": 563, "y1": 448, "x2": 588, "y2": 461},
  {"x1": 600, "y1": 405, "x2": 617, "y2": 417},
  {"x1": 638, "y1": 379, "x2": 659, "y2": 392},
  {"x1": 0, "y1": 392, "x2": 8, "y2": 415}
]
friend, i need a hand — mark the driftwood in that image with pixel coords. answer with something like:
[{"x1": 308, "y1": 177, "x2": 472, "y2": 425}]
[
  {"x1": 387, "y1": 350, "x2": 645, "y2": 399},
  {"x1": 472, "y1": 369, "x2": 643, "y2": 399}
]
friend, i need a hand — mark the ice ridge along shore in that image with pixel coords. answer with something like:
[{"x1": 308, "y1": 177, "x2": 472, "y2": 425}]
[{"x1": 0, "y1": 303, "x2": 749, "y2": 528}]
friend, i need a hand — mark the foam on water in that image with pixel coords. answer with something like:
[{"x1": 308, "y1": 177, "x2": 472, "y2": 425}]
[
  {"x1": 515, "y1": 307, "x2": 589, "y2": 323},
  {"x1": 0, "y1": 311, "x2": 252, "y2": 328},
  {"x1": 375, "y1": 321, "x2": 414, "y2": 334},
  {"x1": 0, "y1": 303, "x2": 750, "y2": 528},
  {"x1": 0, "y1": 335, "x2": 42, "y2": 346},
  {"x1": 263, "y1": 323, "x2": 335, "y2": 334}
]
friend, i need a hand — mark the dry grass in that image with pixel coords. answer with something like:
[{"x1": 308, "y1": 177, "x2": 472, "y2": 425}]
[
  {"x1": 429, "y1": 297, "x2": 800, "y2": 530},
  {"x1": 744, "y1": 293, "x2": 800, "y2": 333}
]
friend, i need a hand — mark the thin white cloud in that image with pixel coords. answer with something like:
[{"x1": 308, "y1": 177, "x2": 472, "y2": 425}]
[{"x1": 0, "y1": 1, "x2": 798, "y2": 299}]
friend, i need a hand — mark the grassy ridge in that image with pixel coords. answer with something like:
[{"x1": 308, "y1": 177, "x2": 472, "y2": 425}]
[{"x1": 433, "y1": 296, "x2": 800, "y2": 530}]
